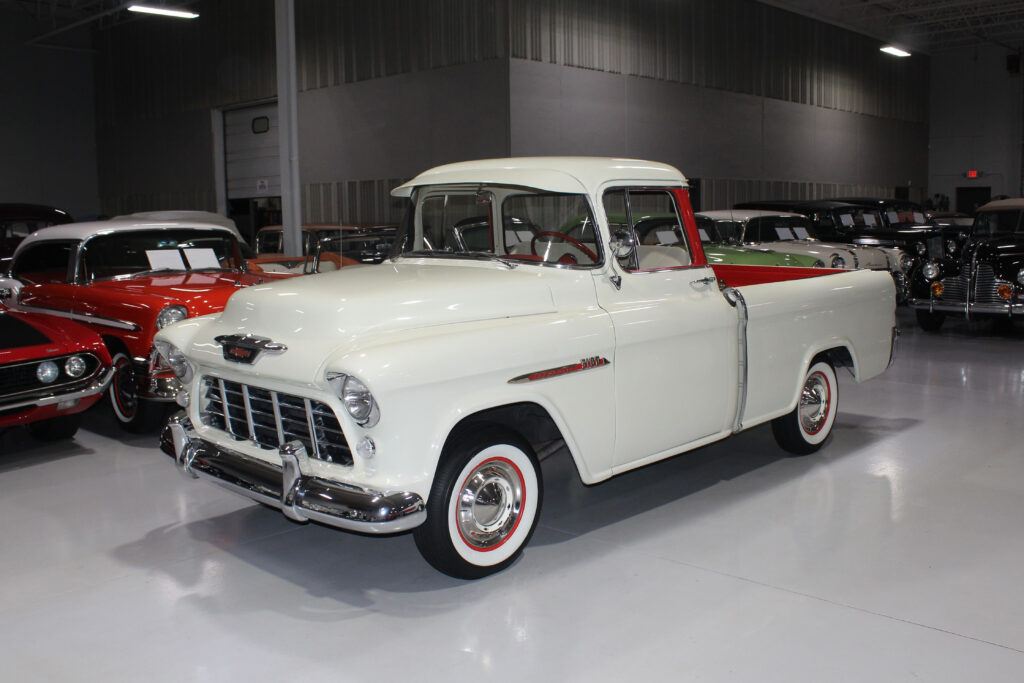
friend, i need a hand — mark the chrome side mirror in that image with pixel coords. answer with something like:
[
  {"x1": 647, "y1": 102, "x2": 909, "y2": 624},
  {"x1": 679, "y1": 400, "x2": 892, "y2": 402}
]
[{"x1": 611, "y1": 228, "x2": 635, "y2": 260}]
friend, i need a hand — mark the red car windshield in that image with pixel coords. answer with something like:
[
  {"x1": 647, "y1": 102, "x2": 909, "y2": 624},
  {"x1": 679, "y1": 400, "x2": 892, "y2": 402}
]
[{"x1": 83, "y1": 229, "x2": 243, "y2": 280}]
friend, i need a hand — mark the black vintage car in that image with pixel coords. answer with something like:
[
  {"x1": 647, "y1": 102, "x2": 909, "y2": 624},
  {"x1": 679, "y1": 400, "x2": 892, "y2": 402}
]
[
  {"x1": 908, "y1": 199, "x2": 1024, "y2": 331},
  {"x1": 735, "y1": 200, "x2": 940, "y2": 260}
]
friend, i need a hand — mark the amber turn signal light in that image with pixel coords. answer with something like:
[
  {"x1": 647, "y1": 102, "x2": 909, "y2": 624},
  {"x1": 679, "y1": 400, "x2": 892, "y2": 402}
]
[
  {"x1": 931, "y1": 282, "x2": 944, "y2": 296},
  {"x1": 998, "y1": 285, "x2": 1013, "y2": 299}
]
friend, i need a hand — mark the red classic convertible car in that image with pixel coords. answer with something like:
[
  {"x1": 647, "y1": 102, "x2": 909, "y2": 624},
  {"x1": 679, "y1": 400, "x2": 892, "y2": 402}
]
[
  {"x1": 0, "y1": 219, "x2": 289, "y2": 432},
  {"x1": 0, "y1": 304, "x2": 112, "y2": 440}
]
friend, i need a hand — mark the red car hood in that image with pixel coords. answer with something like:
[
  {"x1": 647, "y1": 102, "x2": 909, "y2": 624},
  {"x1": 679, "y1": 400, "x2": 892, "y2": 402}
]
[
  {"x1": 89, "y1": 271, "x2": 273, "y2": 315},
  {"x1": 0, "y1": 306, "x2": 109, "y2": 364}
]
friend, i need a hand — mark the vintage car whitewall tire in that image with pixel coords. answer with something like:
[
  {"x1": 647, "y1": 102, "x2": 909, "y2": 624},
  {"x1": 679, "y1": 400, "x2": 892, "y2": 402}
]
[
  {"x1": 414, "y1": 425, "x2": 542, "y2": 579},
  {"x1": 109, "y1": 352, "x2": 164, "y2": 433},
  {"x1": 771, "y1": 359, "x2": 838, "y2": 455}
]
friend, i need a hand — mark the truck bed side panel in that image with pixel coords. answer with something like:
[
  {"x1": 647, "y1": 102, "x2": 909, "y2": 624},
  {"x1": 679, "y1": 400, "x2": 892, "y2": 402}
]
[{"x1": 736, "y1": 269, "x2": 895, "y2": 427}]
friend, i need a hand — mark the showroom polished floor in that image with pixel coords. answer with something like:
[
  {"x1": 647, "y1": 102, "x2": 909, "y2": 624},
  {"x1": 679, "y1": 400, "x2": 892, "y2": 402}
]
[{"x1": 2, "y1": 309, "x2": 1023, "y2": 681}]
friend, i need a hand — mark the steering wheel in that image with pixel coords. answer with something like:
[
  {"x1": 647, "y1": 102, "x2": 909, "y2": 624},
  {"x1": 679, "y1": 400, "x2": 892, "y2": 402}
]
[{"x1": 530, "y1": 231, "x2": 599, "y2": 263}]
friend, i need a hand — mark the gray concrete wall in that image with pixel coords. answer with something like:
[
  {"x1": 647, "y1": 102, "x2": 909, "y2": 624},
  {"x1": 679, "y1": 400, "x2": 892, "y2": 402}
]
[
  {"x1": 0, "y1": 10, "x2": 99, "y2": 218},
  {"x1": 510, "y1": 59, "x2": 929, "y2": 208},
  {"x1": 929, "y1": 45, "x2": 1022, "y2": 206}
]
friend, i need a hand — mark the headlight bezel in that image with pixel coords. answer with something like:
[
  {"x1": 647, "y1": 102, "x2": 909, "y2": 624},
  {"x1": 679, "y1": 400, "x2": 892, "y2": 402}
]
[
  {"x1": 1017, "y1": 268, "x2": 1024, "y2": 286},
  {"x1": 36, "y1": 360, "x2": 59, "y2": 384},
  {"x1": 327, "y1": 372, "x2": 380, "y2": 428},
  {"x1": 899, "y1": 254, "x2": 915, "y2": 271},
  {"x1": 64, "y1": 355, "x2": 87, "y2": 378},
  {"x1": 830, "y1": 254, "x2": 847, "y2": 269},
  {"x1": 922, "y1": 262, "x2": 940, "y2": 281},
  {"x1": 945, "y1": 239, "x2": 957, "y2": 255},
  {"x1": 153, "y1": 340, "x2": 194, "y2": 384},
  {"x1": 915, "y1": 241, "x2": 927, "y2": 256},
  {"x1": 811, "y1": 259, "x2": 825, "y2": 268},
  {"x1": 156, "y1": 305, "x2": 188, "y2": 330}
]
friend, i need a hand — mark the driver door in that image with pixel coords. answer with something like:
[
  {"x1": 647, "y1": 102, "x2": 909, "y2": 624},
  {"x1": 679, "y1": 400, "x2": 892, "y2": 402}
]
[{"x1": 595, "y1": 188, "x2": 738, "y2": 471}]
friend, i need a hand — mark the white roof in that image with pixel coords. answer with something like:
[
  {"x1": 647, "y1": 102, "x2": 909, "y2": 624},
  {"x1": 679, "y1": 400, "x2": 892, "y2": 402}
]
[
  {"x1": 977, "y1": 198, "x2": 1024, "y2": 211},
  {"x1": 697, "y1": 209, "x2": 805, "y2": 222},
  {"x1": 16, "y1": 219, "x2": 237, "y2": 252},
  {"x1": 113, "y1": 211, "x2": 245, "y2": 243},
  {"x1": 392, "y1": 157, "x2": 687, "y2": 197}
]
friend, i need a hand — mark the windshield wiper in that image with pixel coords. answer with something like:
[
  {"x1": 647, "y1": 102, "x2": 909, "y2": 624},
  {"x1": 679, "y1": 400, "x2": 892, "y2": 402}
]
[{"x1": 128, "y1": 268, "x2": 187, "y2": 279}]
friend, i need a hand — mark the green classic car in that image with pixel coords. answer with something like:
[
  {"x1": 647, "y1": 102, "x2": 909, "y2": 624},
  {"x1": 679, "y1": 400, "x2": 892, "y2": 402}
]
[{"x1": 633, "y1": 213, "x2": 824, "y2": 267}]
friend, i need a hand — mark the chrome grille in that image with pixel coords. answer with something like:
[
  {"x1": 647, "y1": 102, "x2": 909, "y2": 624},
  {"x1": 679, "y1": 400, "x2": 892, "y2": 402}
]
[
  {"x1": 938, "y1": 263, "x2": 1009, "y2": 304},
  {"x1": 200, "y1": 376, "x2": 352, "y2": 465}
]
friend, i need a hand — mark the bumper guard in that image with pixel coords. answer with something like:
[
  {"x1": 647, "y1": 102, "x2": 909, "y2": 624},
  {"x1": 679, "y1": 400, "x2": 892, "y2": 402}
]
[{"x1": 160, "y1": 412, "x2": 426, "y2": 534}]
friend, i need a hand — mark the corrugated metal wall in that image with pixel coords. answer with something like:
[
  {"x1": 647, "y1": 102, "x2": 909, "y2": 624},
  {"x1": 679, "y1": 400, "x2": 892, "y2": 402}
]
[
  {"x1": 510, "y1": 0, "x2": 928, "y2": 123},
  {"x1": 701, "y1": 178, "x2": 898, "y2": 211},
  {"x1": 295, "y1": 0, "x2": 506, "y2": 90},
  {"x1": 302, "y1": 179, "x2": 411, "y2": 225},
  {"x1": 94, "y1": 0, "x2": 928, "y2": 219}
]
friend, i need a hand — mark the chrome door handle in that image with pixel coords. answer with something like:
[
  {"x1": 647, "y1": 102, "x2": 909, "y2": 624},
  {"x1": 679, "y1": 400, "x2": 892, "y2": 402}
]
[{"x1": 690, "y1": 276, "x2": 717, "y2": 289}]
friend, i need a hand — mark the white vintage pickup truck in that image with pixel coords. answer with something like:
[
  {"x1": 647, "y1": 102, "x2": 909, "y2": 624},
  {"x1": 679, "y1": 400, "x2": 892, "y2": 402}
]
[{"x1": 156, "y1": 157, "x2": 897, "y2": 578}]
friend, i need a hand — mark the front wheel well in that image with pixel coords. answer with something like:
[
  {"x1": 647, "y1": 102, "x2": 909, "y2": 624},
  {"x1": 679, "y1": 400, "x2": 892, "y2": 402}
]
[
  {"x1": 446, "y1": 402, "x2": 566, "y2": 458},
  {"x1": 102, "y1": 335, "x2": 130, "y2": 358}
]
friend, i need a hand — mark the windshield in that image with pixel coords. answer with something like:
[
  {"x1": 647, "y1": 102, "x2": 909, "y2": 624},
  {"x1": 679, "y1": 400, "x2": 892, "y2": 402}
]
[
  {"x1": 973, "y1": 209, "x2": 1023, "y2": 238},
  {"x1": 828, "y1": 208, "x2": 887, "y2": 232},
  {"x1": 694, "y1": 216, "x2": 739, "y2": 244},
  {"x1": 82, "y1": 229, "x2": 243, "y2": 280},
  {"x1": 881, "y1": 204, "x2": 928, "y2": 229},
  {"x1": 394, "y1": 186, "x2": 601, "y2": 267}
]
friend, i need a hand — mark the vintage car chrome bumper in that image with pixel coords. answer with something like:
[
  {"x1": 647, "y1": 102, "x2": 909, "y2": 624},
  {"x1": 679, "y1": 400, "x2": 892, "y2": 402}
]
[
  {"x1": 1, "y1": 366, "x2": 114, "y2": 412},
  {"x1": 907, "y1": 297, "x2": 1024, "y2": 318},
  {"x1": 160, "y1": 412, "x2": 426, "y2": 534}
]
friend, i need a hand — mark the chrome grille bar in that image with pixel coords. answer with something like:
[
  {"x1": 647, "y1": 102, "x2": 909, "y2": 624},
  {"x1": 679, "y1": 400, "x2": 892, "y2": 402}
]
[{"x1": 199, "y1": 375, "x2": 351, "y2": 465}]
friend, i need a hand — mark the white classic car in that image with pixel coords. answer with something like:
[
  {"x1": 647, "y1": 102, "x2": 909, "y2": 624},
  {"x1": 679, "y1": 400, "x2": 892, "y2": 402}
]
[
  {"x1": 156, "y1": 157, "x2": 898, "y2": 578},
  {"x1": 697, "y1": 209, "x2": 905, "y2": 273}
]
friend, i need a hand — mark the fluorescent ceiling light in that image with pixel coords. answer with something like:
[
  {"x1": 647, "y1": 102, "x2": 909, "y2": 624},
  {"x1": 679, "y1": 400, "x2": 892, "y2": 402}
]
[
  {"x1": 128, "y1": 5, "x2": 199, "y2": 19},
  {"x1": 880, "y1": 45, "x2": 911, "y2": 58}
]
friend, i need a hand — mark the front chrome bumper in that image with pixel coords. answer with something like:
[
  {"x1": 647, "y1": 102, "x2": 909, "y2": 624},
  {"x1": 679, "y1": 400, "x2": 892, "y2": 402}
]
[
  {"x1": 1, "y1": 366, "x2": 115, "y2": 413},
  {"x1": 907, "y1": 297, "x2": 1024, "y2": 318},
  {"x1": 160, "y1": 412, "x2": 426, "y2": 534}
]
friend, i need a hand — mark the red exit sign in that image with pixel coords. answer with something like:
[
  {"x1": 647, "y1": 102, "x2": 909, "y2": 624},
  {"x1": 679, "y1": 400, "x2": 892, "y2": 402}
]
[{"x1": 966, "y1": 169, "x2": 982, "y2": 178}]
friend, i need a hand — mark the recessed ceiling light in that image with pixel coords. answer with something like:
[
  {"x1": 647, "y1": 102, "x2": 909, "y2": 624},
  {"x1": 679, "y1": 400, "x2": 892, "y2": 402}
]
[
  {"x1": 880, "y1": 45, "x2": 911, "y2": 58},
  {"x1": 127, "y1": 5, "x2": 199, "y2": 19}
]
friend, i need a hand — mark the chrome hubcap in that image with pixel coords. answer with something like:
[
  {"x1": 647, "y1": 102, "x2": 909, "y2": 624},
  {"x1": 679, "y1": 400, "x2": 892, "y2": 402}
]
[
  {"x1": 799, "y1": 373, "x2": 830, "y2": 434},
  {"x1": 456, "y1": 459, "x2": 523, "y2": 550}
]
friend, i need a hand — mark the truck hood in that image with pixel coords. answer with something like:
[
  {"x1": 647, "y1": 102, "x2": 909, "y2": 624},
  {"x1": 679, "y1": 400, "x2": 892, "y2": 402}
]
[{"x1": 202, "y1": 259, "x2": 559, "y2": 357}]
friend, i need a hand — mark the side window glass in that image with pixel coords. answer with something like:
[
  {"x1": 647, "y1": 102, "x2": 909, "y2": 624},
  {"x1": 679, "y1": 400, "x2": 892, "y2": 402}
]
[
  {"x1": 12, "y1": 241, "x2": 75, "y2": 284},
  {"x1": 627, "y1": 190, "x2": 692, "y2": 271},
  {"x1": 602, "y1": 189, "x2": 633, "y2": 270}
]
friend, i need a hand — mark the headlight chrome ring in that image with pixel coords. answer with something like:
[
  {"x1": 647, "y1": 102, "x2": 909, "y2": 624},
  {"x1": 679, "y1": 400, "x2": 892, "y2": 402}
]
[
  {"x1": 922, "y1": 262, "x2": 940, "y2": 281},
  {"x1": 153, "y1": 340, "x2": 194, "y2": 384},
  {"x1": 156, "y1": 305, "x2": 188, "y2": 330}
]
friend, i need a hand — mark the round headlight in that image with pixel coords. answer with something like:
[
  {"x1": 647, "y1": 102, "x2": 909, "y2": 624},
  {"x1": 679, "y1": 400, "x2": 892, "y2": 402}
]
[
  {"x1": 341, "y1": 376, "x2": 376, "y2": 425},
  {"x1": 812, "y1": 259, "x2": 825, "y2": 268},
  {"x1": 156, "y1": 305, "x2": 188, "y2": 330},
  {"x1": 830, "y1": 255, "x2": 847, "y2": 269},
  {"x1": 915, "y1": 242, "x2": 927, "y2": 256},
  {"x1": 1017, "y1": 268, "x2": 1024, "y2": 286},
  {"x1": 37, "y1": 361, "x2": 59, "y2": 384},
  {"x1": 945, "y1": 239, "x2": 957, "y2": 254},
  {"x1": 153, "y1": 340, "x2": 194, "y2": 383},
  {"x1": 64, "y1": 355, "x2": 87, "y2": 378},
  {"x1": 899, "y1": 254, "x2": 915, "y2": 271},
  {"x1": 922, "y1": 262, "x2": 940, "y2": 281}
]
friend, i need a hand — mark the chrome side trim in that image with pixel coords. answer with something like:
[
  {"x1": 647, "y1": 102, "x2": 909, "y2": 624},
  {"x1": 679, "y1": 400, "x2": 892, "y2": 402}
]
[
  {"x1": 16, "y1": 304, "x2": 141, "y2": 331},
  {"x1": 0, "y1": 366, "x2": 114, "y2": 412},
  {"x1": 723, "y1": 287, "x2": 748, "y2": 433},
  {"x1": 160, "y1": 413, "x2": 426, "y2": 533}
]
